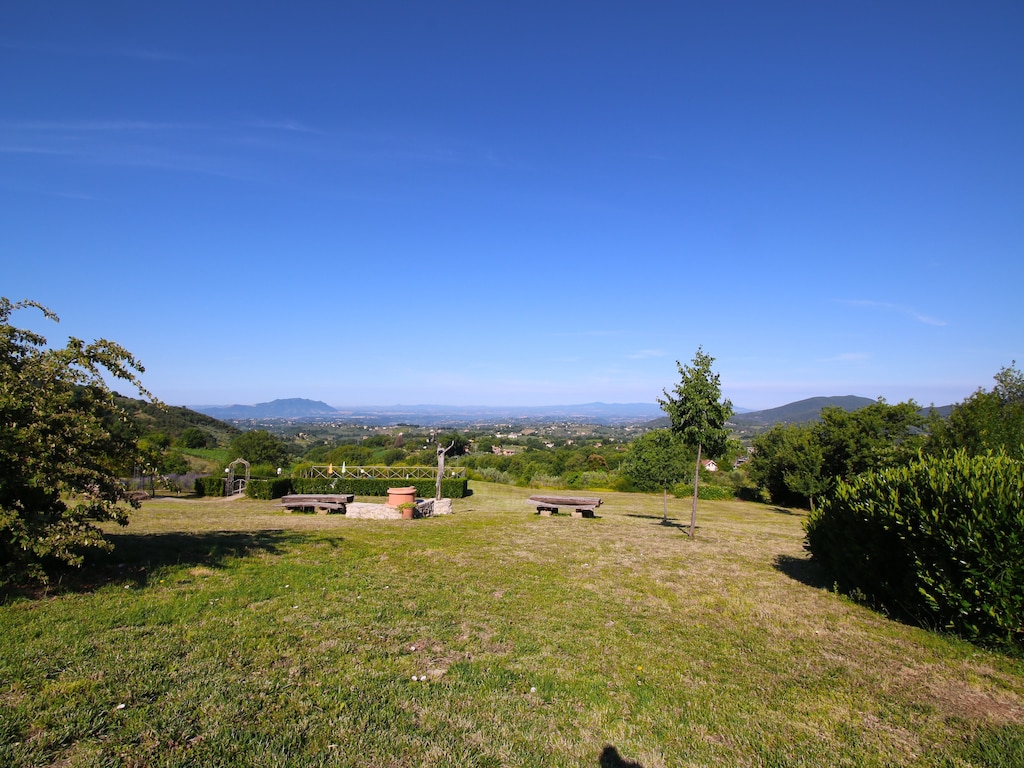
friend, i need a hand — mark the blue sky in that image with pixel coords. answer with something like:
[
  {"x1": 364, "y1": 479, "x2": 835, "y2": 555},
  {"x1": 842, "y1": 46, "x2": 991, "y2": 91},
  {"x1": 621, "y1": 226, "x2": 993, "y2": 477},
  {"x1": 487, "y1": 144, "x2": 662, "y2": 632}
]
[{"x1": 3, "y1": 2, "x2": 1021, "y2": 410}]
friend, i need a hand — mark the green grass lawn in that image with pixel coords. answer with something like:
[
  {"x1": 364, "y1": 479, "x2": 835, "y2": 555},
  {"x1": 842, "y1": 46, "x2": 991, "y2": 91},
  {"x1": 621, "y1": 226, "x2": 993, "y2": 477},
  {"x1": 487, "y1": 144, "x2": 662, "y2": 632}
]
[{"x1": 2, "y1": 483, "x2": 1022, "y2": 767}]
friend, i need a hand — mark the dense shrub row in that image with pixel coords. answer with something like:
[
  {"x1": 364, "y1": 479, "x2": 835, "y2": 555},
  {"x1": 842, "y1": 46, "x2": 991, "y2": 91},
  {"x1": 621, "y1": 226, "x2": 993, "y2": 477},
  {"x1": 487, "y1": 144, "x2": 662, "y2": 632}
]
[
  {"x1": 245, "y1": 478, "x2": 293, "y2": 500},
  {"x1": 805, "y1": 450, "x2": 1024, "y2": 647},
  {"x1": 290, "y1": 477, "x2": 469, "y2": 499},
  {"x1": 193, "y1": 476, "x2": 226, "y2": 497},
  {"x1": 193, "y1": 476, "x2": 469, "y2": 500}
]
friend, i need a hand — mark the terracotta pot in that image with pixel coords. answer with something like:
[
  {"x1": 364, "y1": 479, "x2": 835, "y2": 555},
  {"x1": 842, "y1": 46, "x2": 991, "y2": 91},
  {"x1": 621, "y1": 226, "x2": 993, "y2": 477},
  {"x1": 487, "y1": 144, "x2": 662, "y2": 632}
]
[
  {"x1": 387, "y1": 486, "x2": 417, "y2": 508},
  {"x1": 401, "y1": 506, "x2": 415, "y2": 519}
]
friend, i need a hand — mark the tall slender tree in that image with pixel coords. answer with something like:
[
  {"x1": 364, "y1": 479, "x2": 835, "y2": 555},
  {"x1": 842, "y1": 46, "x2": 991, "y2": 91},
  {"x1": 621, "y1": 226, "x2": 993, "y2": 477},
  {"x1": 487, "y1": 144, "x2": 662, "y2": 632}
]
[{"x1": 658, "y1": 347, "x2": 733, "y2": 538}]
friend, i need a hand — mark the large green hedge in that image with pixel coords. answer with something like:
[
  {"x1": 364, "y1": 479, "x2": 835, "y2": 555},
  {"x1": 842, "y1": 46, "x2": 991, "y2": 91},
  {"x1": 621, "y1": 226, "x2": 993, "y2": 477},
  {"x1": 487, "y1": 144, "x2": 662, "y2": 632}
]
[
  {"x1": 205, "y1": 476, "x2": 470, "y2": 500},
  {"x1": 805, "y1": 450, "x2": 1024, "y2": 647},
  {"x1": 290, "y1": 477, "x2": 469, "y2": 499},
  {"x1": 245, "y1": 478, "x2": 294, "y2": 500},
  {"x1": 193, "y1": 476, "x2": 226, "y2": 497}
]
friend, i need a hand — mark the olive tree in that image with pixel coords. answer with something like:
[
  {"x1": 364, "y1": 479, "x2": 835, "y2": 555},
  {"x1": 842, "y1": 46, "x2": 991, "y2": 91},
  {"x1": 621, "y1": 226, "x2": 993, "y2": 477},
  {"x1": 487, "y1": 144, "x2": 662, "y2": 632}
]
[
  {"x1": 658, "y1": 347, "x2": 733, "y2": 538},
  {"x1": 1, "y1": 298, "x2": 151, "y2": 585}
]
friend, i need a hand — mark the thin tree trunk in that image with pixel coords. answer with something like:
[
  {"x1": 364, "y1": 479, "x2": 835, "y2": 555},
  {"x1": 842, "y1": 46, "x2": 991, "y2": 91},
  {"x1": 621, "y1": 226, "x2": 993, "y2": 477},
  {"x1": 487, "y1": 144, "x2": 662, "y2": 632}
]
[
  {"x1": 435, "y1": 440, "x2": 455, "y2": 500},
  {"x1": 663, "y1": 487, "x2": 668, "y2": 524},
  {"x1": 690, "y1": 443, "x2": 702, "y2": 539}
]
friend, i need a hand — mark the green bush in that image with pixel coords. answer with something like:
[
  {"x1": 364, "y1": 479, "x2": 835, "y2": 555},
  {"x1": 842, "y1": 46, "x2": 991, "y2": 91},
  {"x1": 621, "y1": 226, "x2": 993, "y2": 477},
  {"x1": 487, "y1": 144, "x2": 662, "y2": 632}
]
[
  {"x1": 467, "y1": 467, "x2": 515, "y2": 485},
  {"x1": 289, "y1": 477, "x2": 469, "y2": 498},
  {"x1": 194, "y1": 476, "x2": 226, "y2": 497},
  {"x1": 245, "y1": 478, "x2": 293, "y2": 500},
  {"x1": 671, "y1": 483, "x2": 735, "y2": 501},
  {"x1": 806, "y1": 450, "x2": 1024, "y2": 647}
]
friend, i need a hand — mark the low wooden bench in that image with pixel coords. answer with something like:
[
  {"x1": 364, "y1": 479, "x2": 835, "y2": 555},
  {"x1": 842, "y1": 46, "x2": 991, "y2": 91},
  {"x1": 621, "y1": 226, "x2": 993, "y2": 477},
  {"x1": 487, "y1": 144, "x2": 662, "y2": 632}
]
[
  {"x1": 527, "y1": 495, "x2": 602, "y2": 518},
  {"x1": 280, "y1": 493, "x2": 355, "y2": 514}
]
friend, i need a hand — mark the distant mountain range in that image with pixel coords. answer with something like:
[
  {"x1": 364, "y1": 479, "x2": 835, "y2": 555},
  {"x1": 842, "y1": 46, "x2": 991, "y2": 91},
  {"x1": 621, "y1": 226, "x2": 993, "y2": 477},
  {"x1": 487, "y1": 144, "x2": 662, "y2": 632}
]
[
  {"x1": 194, "y1": 398, "x2": 341, "y2": 420},
  {"x1": 726, "y1": 396, "x2": 953, "y2": 433},
  {"x1": 727, "y1": 396, "x2": 877, "y2": 428},
  {"x1": 190, "y1": 399, "x2": 667, "y2": 426},
  {"x1": 190, "y1": 396, "x2": 954, "y2": 429}
]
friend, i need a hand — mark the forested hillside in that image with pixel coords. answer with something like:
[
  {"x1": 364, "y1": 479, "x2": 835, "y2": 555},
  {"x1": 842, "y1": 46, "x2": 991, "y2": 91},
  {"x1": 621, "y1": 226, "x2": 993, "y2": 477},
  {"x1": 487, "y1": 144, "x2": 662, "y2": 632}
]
[{"x1": 114, "y1": 395, "x2": 240, "y2": 445}]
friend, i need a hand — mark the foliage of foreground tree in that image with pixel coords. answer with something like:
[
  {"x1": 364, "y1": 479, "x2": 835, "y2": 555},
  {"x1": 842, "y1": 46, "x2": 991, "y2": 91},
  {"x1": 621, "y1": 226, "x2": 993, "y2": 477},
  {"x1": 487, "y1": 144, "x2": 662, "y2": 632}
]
[
  {"x1": 928, "y1": 362, "x2": 1024, "y2": 460},
  {"x1": 658, "y1": 347, "x2": 733, "y2": 538},
  {"x1": 0, "y1": 298, "x2": 150, "y2": 586}
]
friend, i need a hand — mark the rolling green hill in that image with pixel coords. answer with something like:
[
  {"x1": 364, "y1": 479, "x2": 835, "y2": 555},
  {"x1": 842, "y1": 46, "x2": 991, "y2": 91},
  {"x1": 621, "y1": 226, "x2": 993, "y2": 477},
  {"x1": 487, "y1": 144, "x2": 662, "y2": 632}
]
[
  {"x1": 728, "y1": 395, "x2": 877, "y2": 429},
  {"x1": 113, "y1": 394, "x2": 241, "y2": 446}
]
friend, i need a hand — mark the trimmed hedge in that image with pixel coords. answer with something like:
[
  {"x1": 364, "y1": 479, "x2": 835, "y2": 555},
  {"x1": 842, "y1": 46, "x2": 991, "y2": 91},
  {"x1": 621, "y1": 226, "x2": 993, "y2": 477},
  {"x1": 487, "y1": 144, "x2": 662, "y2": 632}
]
[
  {"x1": 245, "y1": 478, "x2": 294, "y2": 500},
  {"x1": 194, "y1": 476, "x2": 226, "y2": 497},
  {"x1": 805, "y1": 450, "x2": 1024, "y2": 647},
  {"x1": 196, "y1": 475, "x2": 470, "y2": 500},
  {"x1": 290, "y1": 477, "x2": 469, "y2": 499}
]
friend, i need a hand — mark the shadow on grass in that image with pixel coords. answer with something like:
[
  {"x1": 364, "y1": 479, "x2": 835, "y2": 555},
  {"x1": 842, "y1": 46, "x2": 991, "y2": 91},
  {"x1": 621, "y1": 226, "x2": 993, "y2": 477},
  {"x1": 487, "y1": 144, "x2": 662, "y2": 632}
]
[
  {"x1": 770, "y1": 506, "x2": 802, "y2": 516},
  {"x1": 7, "y1": 529, "x2": 301, "y2": 599},
  {"x1": 624, "y1": 513, "x2": 698, "y2": 533},
  {"x1": 600, "y1": 745, "x2": 644, "y2": 767},
  {"x1": 772, "y1": 553, "x2": 830, "y2": 589}
]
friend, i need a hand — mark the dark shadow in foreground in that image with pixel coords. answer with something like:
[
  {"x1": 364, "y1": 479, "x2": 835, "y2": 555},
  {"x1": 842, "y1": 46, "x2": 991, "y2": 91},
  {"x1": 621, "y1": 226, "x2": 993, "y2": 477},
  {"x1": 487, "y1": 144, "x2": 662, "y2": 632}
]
[
  {"x1": 600, "y1": 744, "x2": 643, "y2": 767},
  {"x1": 772, "y1": 553, "x2": 830, "y2": 590},
  {"x1": 5, "y1": 529, "x2": 297, "y2": 599}
]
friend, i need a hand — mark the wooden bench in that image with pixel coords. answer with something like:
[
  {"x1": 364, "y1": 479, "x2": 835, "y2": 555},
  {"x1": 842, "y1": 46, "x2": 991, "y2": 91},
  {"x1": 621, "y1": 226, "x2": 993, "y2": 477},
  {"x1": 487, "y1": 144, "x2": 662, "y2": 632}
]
[
  {"x1": 280, "y1": 493, "x2": 355, "y2": 514},
  {"x1": 527, "y1": 495, "x2": 602, "y2": 518}
]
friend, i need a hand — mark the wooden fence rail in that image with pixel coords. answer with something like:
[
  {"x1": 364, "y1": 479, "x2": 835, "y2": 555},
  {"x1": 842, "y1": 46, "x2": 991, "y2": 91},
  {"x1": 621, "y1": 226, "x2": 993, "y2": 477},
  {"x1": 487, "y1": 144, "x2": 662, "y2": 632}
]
[{"x1": 302, "y1": 465, "x2": 467, "y2": 480}]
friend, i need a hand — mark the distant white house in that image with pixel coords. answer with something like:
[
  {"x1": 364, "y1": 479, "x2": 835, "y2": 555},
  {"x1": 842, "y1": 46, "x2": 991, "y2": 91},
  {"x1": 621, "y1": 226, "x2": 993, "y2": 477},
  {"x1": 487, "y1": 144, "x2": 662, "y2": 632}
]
[{"x1": 700, "y1": 459, "x2": 719, "y2": 473}]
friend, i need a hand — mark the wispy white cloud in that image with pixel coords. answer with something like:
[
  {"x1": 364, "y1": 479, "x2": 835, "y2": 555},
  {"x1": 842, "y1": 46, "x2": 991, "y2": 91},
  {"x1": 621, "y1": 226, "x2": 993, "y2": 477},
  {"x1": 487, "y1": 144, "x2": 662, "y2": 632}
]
[
  {"x1": 242, "y1": 119, "x2": 327, "y2": 135},
  {"x1": 842, "y1": 299, "x2": 947, "y2": 327},
  {"x1": 1, "y1": 39, "x2": 197, "y2": 64},
  {"x1": 116, "y1": 47, "x2": 197, "y2": 64},
  {"x1": 0, "y1": 119, "x2": 198, "y2": 133},
  {"x1": 0, "y1": 118, "x2": 255, "y2": 180},
  {"x1": 0, "y1": 145, "x2": 78, "y2": 156},
  {"x1": 2, "y1": 116, "x2": 511, "y2": 179}
]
